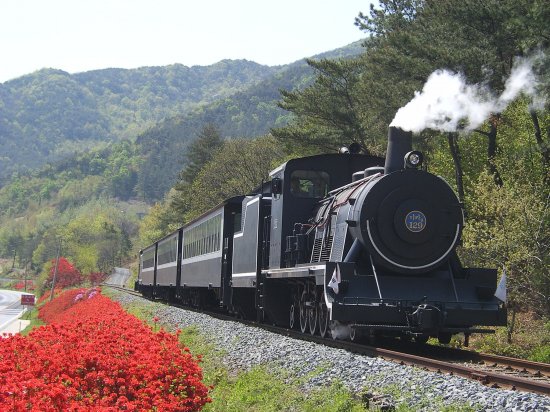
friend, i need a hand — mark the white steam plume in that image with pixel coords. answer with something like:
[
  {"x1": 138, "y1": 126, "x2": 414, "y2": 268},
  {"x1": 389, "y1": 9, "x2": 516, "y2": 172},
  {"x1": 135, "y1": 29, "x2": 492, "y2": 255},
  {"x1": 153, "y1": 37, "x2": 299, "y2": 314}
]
[{"x1": 390, "y1": 54, "x2": 544, "y2": 133}]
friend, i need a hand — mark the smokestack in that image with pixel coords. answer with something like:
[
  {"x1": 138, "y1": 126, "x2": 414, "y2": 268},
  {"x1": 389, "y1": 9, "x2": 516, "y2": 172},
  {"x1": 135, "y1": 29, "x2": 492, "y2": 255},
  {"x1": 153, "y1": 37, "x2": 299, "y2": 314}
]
[{"x1": 384, "y1": 127, "x2": 413, "y2": 174}]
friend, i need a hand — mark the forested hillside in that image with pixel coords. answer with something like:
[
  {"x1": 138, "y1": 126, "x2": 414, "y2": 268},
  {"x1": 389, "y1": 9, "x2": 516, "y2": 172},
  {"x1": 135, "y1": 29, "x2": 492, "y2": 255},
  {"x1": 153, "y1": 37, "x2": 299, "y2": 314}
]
[
  {"x1": 134, "y1": 61, "x2": 315, "y2": 200},
  {"x1": 0, "y1": 141, "x2": 145, "y2": 275},
  {"x1": 0, "y1": 61, "x2": 276, "y2": 182},
  {"x1": 0, "y1": 41, "x2": 364, "y2": 186}
]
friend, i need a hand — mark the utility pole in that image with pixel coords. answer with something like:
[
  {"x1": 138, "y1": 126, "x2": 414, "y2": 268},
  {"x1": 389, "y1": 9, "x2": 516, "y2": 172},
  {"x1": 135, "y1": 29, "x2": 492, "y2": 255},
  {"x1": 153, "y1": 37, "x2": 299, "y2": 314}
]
[
  {"x1": 24, "y1": 261, "x2": 29, "y2": 292},
  {"x1": 49, "y1": 240, "x2": 62, "y2": 301}
]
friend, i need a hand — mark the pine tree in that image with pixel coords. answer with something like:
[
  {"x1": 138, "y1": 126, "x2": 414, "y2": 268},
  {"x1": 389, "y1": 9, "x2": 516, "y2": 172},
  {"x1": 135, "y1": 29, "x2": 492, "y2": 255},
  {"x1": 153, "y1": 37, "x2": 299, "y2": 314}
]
[{"x1": 170, "y1": 124, "x2": 224, "y2": 218}]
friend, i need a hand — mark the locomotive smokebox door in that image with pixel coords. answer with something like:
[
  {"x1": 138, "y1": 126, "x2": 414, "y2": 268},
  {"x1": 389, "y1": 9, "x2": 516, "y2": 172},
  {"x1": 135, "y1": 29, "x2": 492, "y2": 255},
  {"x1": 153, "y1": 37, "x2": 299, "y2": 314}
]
[{"x1": 349, "y1": 170, "x2": 464, "y2": 274}]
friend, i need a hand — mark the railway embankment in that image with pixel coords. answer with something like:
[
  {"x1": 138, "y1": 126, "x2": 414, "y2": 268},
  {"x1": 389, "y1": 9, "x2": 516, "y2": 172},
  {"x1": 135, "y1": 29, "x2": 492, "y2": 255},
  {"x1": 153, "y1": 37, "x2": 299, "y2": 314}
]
[{"x1": 109, "y1": 288, "x2": 550, "y2": 411}]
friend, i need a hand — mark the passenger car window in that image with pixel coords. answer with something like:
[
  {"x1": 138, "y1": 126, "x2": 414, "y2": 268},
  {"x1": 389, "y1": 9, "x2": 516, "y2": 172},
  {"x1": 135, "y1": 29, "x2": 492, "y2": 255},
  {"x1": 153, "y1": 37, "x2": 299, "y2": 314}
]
[{"x1": 289, "y1": 170, "x2": 330, "y2": 198}]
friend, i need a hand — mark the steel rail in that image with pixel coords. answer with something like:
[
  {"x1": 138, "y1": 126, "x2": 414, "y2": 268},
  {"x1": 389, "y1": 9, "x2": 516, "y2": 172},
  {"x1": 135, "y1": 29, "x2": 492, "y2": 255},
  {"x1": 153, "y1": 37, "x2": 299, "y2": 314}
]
[
  {"x1": 383, "y1": 341, "x2": 550, "y2": 377},
  {"x1": 467, "y1": 351, "x2": 550, "y2": 376}
]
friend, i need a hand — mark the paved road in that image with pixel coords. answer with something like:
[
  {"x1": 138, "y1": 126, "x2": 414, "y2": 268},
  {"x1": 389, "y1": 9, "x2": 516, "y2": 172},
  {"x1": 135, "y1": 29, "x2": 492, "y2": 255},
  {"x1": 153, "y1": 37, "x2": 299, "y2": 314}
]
[
  {"x1": 0, "y1": 289, "x2": 31, "y2": 335},
  {"x1": 104, "y1": 267, "x2": 131, "y2": 287}
]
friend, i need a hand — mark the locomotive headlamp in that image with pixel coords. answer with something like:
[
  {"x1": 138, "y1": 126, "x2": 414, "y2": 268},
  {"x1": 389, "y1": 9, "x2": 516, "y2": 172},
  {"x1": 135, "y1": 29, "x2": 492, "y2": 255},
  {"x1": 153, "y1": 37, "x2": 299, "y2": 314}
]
[{"x1": 404, "y1": 151, "x2": 424, "y2": 169}]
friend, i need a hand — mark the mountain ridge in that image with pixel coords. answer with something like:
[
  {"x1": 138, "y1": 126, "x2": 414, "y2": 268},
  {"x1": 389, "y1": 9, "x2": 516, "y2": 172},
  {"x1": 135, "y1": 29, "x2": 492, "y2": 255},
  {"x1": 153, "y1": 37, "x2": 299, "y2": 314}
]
[{"x1": 0, "y1": 40, "x2": 365, "y2": 186}]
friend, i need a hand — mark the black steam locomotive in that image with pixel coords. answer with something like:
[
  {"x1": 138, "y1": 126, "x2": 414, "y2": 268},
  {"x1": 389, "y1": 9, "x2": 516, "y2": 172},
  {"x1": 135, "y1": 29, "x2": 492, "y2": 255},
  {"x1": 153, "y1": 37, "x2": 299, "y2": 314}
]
[{"x1": 136, "y1": 127, "x2": 507, "y2": 344}]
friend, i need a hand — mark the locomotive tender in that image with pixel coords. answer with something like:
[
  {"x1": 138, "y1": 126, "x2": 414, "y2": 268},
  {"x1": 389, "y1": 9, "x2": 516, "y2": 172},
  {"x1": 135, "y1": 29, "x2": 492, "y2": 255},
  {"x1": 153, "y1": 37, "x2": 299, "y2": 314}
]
[{"x1": 137, "y1": 127, "x2": 507, "y2": 343}]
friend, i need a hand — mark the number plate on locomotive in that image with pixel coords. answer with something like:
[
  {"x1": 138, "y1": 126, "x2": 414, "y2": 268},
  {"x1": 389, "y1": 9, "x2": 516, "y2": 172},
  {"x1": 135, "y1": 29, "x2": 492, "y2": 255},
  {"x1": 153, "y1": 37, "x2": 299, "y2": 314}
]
[{"x1": 405, "y1": 211, "x2": 426, "y2": 232}]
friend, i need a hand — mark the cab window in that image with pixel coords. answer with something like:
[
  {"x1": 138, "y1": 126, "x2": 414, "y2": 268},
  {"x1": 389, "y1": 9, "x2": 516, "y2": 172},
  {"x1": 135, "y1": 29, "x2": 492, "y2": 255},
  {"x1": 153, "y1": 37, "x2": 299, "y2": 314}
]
[{"x1": 289, "y1": 170, "x2": 330, "y2": 198}]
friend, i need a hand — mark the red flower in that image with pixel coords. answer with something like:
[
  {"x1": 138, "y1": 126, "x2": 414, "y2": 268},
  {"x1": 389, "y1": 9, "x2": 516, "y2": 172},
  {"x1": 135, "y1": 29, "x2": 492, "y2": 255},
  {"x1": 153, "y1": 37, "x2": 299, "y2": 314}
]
[
  {"x1": 0, "y1": 289, "x2": 210, "y2": 411},
  {"x1": 46, "y1": 257, "x2": 84, "y2": 289}
]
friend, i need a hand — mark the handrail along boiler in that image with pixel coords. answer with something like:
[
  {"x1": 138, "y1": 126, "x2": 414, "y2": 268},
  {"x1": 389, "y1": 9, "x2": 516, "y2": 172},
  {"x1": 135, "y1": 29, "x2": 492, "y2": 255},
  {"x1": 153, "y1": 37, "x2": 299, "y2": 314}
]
[{"x1": 136, "y1": 126, "x2": 507, "y2": 343}]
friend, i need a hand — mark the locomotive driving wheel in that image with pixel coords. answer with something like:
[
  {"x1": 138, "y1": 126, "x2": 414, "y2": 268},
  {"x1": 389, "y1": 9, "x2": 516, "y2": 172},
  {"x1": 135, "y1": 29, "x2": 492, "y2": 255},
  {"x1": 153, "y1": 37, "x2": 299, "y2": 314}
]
[
  {"x1": 299, "y1": 291, "x2": 308, "y2": 333},
  {"x1": 308, "y1": 298, "x2": 318, "y2": 335},
  {"x1": 318, "y1": 301, "x2": 329, "y2": 338},
  {"x1": 349, "y1": 327, "x2": 357, "y2": 341},
  {"x1": 289, "y1": 303, "x2": 297, "y2": 329}
]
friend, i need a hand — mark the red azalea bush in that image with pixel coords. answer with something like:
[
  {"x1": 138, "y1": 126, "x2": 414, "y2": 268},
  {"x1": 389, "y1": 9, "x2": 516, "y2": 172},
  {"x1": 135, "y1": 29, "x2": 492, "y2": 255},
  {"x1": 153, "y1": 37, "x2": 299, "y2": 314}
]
[
  {"x1": 37, "y1": 288, "x2": 91, "y2": 323},
  {"x1": 12, "y1": 281, "x2": 23, "y2": 290},
  {"x1": 12, "y1": 281, "x2": 33, "y2": 290},
  {"x1": 0, "y1": 289, "x2": 210, "y2": 411},
  {"x1": 46, "y1": 257, "x2": 84, "y2": 289}
]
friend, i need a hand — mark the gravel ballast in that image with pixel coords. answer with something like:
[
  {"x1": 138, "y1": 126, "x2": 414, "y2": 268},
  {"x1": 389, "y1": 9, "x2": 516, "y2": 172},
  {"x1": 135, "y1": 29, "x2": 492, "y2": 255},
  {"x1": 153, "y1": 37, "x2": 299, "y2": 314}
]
[{"x1": 112, "y1": 291, "x2": 550, "y2": 411}]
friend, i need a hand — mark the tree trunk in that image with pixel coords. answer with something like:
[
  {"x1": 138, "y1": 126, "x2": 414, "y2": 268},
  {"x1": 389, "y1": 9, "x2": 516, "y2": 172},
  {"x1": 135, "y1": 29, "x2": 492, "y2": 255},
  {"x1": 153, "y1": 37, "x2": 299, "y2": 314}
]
[
  {"x1": 529, "y1": 110, "x2": 550, "y2": 187},
  {"x1": 487, "y1": 117, "x2": 503, "y2": 187},
  {"x1": 447, "y1": 132, "x2": 465, "y2": 203},
  {"x1": 507, "y1": 306, "x2": 516, "y2": 344}
]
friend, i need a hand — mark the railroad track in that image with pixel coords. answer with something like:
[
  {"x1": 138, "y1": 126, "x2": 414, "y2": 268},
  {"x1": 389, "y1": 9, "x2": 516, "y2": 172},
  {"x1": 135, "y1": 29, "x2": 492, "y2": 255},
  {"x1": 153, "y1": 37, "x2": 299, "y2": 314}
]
[
  {"x1": 392, "y1": 342, "x2": 550, "y2": 386},
  {"x1": 258, "y1": 324, "x2": 550, "y2": 396},
  {"x1": 104, "y1": 285, "x2": 550, "y2": 396}
]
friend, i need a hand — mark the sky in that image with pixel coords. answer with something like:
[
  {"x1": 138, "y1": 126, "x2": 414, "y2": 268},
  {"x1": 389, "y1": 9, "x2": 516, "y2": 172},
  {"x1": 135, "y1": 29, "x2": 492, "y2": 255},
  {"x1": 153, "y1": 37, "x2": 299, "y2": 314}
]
[{"x1": 0, "y1": 0, "x2": 373, "y2": 83}]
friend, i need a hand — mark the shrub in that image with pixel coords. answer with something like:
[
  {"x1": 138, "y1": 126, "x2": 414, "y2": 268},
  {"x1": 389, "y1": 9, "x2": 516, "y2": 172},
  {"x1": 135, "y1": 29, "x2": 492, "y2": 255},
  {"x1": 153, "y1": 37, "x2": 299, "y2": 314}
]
[
  {"x1": 0, "y1": 289, "x2": 210, "y2": 411},
  {"x1": 46, "y1": 257, "x2": 84, "y2": 289}
]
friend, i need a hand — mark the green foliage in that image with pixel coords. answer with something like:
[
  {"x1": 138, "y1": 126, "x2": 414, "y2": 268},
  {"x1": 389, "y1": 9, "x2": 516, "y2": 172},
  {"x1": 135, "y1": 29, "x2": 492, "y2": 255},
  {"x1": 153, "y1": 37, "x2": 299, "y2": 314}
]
[
  {"x1": 207, "y1": 366, "x2": 369, "y2": 412},
  {"x1": 0, "y1": 141, "x2": 142, "y2": 220},
  {"x1": 102, "y1": 141, "x2": 140, "y2": 199},
  {"x1": 182, "y1": 135, "x2": 287, "y2": 221},
  {"x1": 530, "y1": 344, "x2": 550, "y2": 363},
  {"x1": 471, "y1": 329, "x2": 532, "y2": 359},
  {"x1": 432, "y1": 104, "x2": 549, "y2": 316},
  {"x1": 133, "y1": 48, "x2": 365, "y2": 202},
  {"x1": 210, "y1": 366, "x2": 300, "y2": 411},
  {"x1": 0, "y1": 62, "x2": 279, "y2": 182},
  {"x1": 0, "y1": 196, "x2": 144, "y2": 282},
  {"x1": 138, "y1": 135, "x2": 289, "y2": 241},
  {"x1": 1, "y1": 44, "x2": 364, "y2": 197},
  {"x1": 357, "y1": 0, "x2": 549, "y2": 91},
  {"x1": 274, "y1": 57, "x2": 381, "y2": 154},
  {"x1": 470, "y1": 313, "x2": 550, "y2": 361},
  {"x1": 170, "y1": 124, "x2": 224, "y2": 219},
  {"x1": 138, "y1": 190, "x2": 182, "y2": 246},
  {"x1": 178, "y1": 124, "x2": 224, "y2": 185},
  {"x1": 60, "y1": 211, "x2": 126, "y2": 273},
  {"x1": 0, "y1": 137, "x2": 148, "y2": 280},
  {"x1": 275, "y1": 0, "x2": 549, "y2": 158},
  {"x1": 112, "y1": 294, "x2": 160, "y2": 321}
]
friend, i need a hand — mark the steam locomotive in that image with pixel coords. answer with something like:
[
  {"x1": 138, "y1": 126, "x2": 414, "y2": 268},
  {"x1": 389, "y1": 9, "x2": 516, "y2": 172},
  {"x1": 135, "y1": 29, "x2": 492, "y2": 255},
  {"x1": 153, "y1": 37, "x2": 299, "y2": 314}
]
[{"x1": 136, "y1": 127, "x2": 507, "y2": 344}]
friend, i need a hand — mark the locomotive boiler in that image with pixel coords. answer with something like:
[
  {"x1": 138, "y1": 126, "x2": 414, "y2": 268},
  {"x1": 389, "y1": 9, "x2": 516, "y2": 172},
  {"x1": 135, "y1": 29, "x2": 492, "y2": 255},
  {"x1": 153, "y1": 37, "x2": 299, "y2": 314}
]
[{"x1": 137, "y1": 127, "x2": 507, "y2": 344}]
